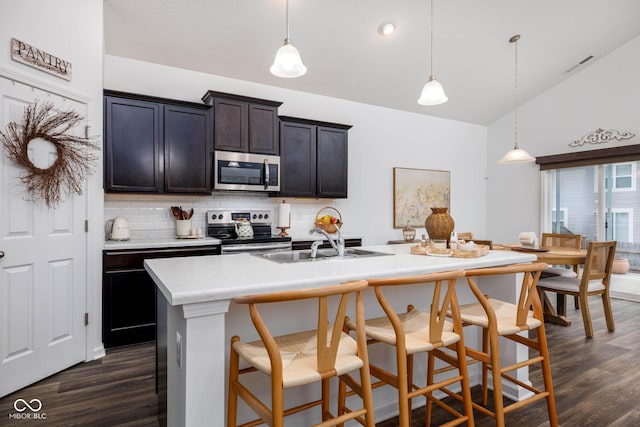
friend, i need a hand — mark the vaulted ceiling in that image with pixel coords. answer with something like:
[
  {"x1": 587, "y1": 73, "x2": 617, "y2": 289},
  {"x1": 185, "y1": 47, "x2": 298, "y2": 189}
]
[{"x1": 104, "y1": 0, "x2": 640, "y2": 125}]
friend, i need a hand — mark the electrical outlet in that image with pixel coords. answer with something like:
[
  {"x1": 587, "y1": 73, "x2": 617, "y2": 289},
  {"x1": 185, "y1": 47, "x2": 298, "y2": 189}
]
[{"x1": 176, "y1": 331, "x2": 183, "y2": 369}]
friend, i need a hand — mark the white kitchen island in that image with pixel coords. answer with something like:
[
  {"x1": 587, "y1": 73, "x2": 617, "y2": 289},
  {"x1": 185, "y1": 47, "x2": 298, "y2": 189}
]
[{"x1": 144, "y1": 243, "x2": 536, "y2": 426}]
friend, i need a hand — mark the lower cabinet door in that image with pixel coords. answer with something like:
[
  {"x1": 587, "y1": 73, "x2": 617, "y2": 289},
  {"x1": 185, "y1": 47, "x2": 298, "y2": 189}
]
[{"x1": 103, "y1": 269, "x2": 157, "y2": 348}]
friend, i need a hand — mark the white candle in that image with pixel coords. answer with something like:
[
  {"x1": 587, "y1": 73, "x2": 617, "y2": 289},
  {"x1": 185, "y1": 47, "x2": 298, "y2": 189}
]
[{"x1": 277, "y1": 202, "x2": 291, "y2": 227}]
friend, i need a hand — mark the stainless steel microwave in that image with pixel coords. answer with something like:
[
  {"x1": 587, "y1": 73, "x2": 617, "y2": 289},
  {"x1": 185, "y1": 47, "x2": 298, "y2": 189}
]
[{"x1": 213, "y1": 150, "x2": 280, "y2": 191}]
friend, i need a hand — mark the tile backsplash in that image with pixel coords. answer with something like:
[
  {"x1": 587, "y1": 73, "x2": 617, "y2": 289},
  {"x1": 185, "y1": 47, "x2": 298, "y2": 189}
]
[{"x1": 104, "y1": 193, "x2": 340, "y2": 241}]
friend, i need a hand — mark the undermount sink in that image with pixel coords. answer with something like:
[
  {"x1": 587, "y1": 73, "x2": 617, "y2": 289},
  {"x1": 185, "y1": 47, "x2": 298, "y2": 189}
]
[{"x1": 253, "y1": 248, "x2": 393, "y2": 264}]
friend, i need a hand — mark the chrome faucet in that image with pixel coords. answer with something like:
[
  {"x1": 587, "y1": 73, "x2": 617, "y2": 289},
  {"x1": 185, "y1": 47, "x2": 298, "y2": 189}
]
[{"x1": 309, "y1": 226, "x2": 345, "y2": 257}]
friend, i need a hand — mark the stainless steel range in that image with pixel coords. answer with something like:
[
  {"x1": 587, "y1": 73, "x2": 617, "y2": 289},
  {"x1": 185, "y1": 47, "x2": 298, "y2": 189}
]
[{"x1": 206, "y1": 209, "x2": 292, "y2": 254}]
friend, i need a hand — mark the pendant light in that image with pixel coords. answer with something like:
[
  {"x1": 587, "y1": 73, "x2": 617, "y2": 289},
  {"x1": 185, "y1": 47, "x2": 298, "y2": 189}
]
[
  {"x1": 417, "y1": 0, "x2": 448, "y2": 105},
  {"x1": 499, "y1": 34, "x2": 535, "y2": 164},
  {"x1": 270, "y1": 0, "x2": 307, "y2": 78}
]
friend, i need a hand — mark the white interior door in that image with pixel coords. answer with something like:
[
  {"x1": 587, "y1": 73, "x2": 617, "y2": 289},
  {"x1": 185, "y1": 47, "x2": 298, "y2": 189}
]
[{"x1": 0, "y1": 76, "x2": 87, "y2": 397}]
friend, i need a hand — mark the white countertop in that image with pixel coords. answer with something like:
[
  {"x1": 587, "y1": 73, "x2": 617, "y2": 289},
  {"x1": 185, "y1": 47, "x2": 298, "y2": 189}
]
[
  {"x1": 104, "y1": 236, "x2": 221, "y2": 250},
  {"x1": 144, "y1": 243, "x2": 536, "y2": 306}
]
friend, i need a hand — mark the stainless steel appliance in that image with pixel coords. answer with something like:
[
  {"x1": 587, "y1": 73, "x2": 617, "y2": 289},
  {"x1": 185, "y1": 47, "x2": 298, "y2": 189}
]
[
  {"x1": 213, "y1": 151, "x2": 280, "y2": 192},
  {"x1": 207, "y1": 209, "x2": 292, "y2": 254}
]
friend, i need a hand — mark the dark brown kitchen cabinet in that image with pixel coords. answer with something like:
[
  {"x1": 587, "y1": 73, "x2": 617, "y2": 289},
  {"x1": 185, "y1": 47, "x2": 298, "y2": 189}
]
[
  {"x1": 104, "y1": 90, "x2": 213, "y2": 194},
  {"x1": 279, "y1": 116, "x2": 351, "y2": 198},
  {"x1": 104, "y1": 95, "x2": 162, "y2": 193},
  {"x1": 164, "y1": 104, "x2": 212, "y2": 193},
  {"x1": 102, "y1": 244, "x2": 221, "y2": 348},
  {"x1": 202, "y1": 90, "x2": 282, "y2": 155}
]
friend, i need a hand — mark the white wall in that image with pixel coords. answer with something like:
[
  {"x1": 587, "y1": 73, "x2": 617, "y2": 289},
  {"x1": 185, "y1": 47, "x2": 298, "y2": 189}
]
[
  {"x1": 104, "y1": 55, "x2": 489, "y2": 244},
  {"x1": 0, "y1": 0, "x2": 104, "y2": 359},
  {"x1": 486, "y1": 35, "x2": 640, "y2": 243}
]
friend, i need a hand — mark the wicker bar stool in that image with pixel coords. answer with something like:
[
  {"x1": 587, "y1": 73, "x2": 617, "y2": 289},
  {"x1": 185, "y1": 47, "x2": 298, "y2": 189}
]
[
  {"x1": 227, "y1": 280, "x2": 375, "y2": 427},
  {"x1": 456, "y1": 262, "x2": 557, "y2": 427},
  {"x1": 342, "y1": 270, "x2": 474, "y2": 427}
]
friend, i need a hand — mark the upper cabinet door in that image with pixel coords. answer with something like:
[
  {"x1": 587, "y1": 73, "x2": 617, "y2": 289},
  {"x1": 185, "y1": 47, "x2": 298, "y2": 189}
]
[
  {"x1": 248, "y1": 103, "x2": 279, "y2": 155},
  {"x1": 164, "y1": 105, "x2": 213, "y2": 193},
  {"x1": 104, "y1": 96, "x2": 162, "y2": 193},
  {"x1": 279, "y1": 120, "x2": 317, "y2": 197},
  {"x1": 279, "y1": 116, "x2": 351, "y2": 199},
  {"x1": 203, "y1": 91, "x2": 282, "y2": 155},
  {"x1": 213, "y1": 98, "x2": 248, "y2": 152},
  {"x1": 316, "y1": 126, "x2": 348, "y2": 198}
]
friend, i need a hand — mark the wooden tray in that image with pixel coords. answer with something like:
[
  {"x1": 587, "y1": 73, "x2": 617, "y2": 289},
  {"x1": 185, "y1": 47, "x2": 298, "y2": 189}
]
[{"x1": 411, "y1": 244, "x2": 490, "y2": 258}]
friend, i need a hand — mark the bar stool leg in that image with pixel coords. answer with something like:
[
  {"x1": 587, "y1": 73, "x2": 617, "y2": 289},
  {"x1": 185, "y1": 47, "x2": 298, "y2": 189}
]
[
  {"x1": 488, "y1": 331, "x2": 505, "y2": 427},
  {"x1": 227, "y1": 336, "x2": 240, "y2": 427}
]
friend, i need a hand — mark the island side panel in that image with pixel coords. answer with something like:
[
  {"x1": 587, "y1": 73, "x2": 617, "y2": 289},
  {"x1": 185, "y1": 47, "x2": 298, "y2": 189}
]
[{"x1": 166, "y1": 299, "x2": 230, "y2": 427}]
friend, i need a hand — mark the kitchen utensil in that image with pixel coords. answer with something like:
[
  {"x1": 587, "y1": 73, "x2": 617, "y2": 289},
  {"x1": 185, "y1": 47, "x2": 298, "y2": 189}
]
[
  {"x1": 109, "y1": 216, "x2": 130, "y2": 241},
  {"x1": 186, "y1": 208, "x2": 194, "y2": 220},
  {"x1": 170, "y1": 206, "x2": 182, "y2": 220}
]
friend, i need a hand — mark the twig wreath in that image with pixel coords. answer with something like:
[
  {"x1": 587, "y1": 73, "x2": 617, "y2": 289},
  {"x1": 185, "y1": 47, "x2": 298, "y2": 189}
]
[{"x1": 0, "y1": 100, "x2": 99, "y2": 207}]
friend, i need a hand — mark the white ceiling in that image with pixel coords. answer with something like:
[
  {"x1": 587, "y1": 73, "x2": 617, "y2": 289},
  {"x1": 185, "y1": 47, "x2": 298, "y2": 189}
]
[{"x1": 104, "y1": 0, "x2": 640, "y2": 125}]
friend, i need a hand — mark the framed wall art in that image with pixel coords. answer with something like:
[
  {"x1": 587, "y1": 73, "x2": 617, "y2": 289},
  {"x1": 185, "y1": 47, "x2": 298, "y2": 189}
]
[{"x1": 393, "y1": 167, "x2": 450, "y2": 228}]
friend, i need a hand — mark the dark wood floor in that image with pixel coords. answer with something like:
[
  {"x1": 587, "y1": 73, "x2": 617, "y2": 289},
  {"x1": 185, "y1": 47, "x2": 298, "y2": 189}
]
[{"x1": 1, "y1": 297, "x2": 639, "y2": 426}]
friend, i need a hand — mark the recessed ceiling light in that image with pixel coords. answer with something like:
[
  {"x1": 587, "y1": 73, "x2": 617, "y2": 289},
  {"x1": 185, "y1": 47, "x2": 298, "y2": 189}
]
[{"x1": 378, "y1": 23, "x2": 395, "y2": 36}]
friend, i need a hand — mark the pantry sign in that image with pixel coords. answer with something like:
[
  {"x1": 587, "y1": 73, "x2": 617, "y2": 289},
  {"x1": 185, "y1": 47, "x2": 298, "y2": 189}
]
[{"x1": 11, "y1": 38, "x2": 72, "y2": 80}]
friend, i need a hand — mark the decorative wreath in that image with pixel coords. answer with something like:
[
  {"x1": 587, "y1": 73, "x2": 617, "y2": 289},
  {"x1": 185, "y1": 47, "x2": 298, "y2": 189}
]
[{"x1": 0, "y1": 100, "x2": 99, "y2": 207}]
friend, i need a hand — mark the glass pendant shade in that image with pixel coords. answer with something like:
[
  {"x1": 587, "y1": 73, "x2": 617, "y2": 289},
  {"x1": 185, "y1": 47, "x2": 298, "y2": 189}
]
[
  {"x1": 498, "y1": 145, "x2": 535, "y2": 164},
  {"x1": 499, "y1": 34, "x2": 534, "y2": 164},
  {"x1": 418, "y1": 0, "x2": 447, "y2": 106},
  {"x1": 417, "y1": 76, "x2": 448, "y2": 105},
  {"x1": 270, "y1": 40, "x2": 307, "y2": 78}
]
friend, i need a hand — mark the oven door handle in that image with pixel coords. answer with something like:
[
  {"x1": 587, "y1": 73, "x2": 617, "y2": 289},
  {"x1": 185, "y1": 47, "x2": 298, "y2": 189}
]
[
  {"x1": 263, "y1": 159, "x2": 269, "y2": 190},
  {"x1": 222, "y1": 242, "x2": 291, "y2": 253}
]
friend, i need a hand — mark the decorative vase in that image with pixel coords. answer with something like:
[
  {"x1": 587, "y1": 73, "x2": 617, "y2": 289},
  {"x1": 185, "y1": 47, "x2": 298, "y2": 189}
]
[
  {"x1": 425, "y1": 207, "x2": 455, "y2": 243},
  {"x1": 612, "y1": 258, "x2": 629, "y2": 274}
]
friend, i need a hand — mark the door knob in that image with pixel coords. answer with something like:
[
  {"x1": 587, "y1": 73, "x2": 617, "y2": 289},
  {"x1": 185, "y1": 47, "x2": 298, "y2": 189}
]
[{"x1": 0, "y1": 250, "x2": 4, "y2": 259}]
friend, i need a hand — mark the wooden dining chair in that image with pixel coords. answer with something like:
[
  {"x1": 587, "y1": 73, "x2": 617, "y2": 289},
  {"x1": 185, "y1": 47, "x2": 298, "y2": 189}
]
[
  {"x1": 342, "y1": 270, "x2": 474, "y2": 427},
  {"x1": 457, "y1": 232, "x2": 474, "y2": 241},
  {"x1": 540, "y1": 233, "x2": 583, "y2": 278},
  {"x1": 227, "y1": 280, "x2": 375, "y2": 427},
  {"x1": 537, "y1": 241, "x2": 617, "y2": 338},
  {"x1": 455, "y1": 262, "x2": 557, "y2": 427},
  {"x1": 541, "y1": 233, "x2": 584, "y2": 309},
  {"x1": 471, "y1": 239, "x2": 493, "y2": 250}
]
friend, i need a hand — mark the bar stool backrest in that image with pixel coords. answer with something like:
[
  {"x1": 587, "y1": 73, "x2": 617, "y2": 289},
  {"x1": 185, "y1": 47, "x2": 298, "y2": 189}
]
[
  {"x1": 233, "y1": 280, "x2": 369, "y2": 378},
  {"x1": 464, "y1": 262, "x2": 547, "y2": 328}
]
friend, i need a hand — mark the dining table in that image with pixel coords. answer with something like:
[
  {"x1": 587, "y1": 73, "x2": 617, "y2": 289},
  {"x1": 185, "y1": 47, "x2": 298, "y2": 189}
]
[{"x1": 494, "y1": 244, "x2": 588, "y2": 326}]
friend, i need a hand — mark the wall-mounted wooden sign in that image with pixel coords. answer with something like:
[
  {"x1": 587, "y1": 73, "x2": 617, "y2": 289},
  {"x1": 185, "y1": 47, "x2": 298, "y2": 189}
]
[{"x1": 11, "y1": 38, "x2": 72, "y2": 81}]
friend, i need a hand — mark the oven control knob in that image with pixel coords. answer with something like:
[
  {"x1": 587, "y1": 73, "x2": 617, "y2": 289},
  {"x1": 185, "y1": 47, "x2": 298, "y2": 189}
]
[
  {"x1": 218, "y1": 214, "x2": 223, "y2": 220},
  {"x1": 258, "y1": 214, "x2": 263, "y2": 219},
  {"x1": 264, "y1": 214, "x2": 269, "y2": 219},
  {"x1": 252, "y1": 214, "x2": 257, "y2": 219}
]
